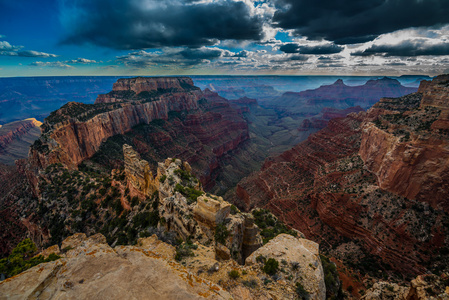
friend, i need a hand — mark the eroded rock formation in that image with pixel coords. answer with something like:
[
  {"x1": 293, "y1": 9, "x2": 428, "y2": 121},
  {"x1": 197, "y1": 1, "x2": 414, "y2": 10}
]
[
  {"x1": 235, "y1": 75, "x2": 449, "y2": 278},
  {"x1": 28, "y1": 78, "x2": 202, "y2": 171},
  {"x1": 123, "y1": 144, "x2": 158, "y2": 197},
  {"x1": 155, "y1": 155, "x2": 262, "y2": 263}
]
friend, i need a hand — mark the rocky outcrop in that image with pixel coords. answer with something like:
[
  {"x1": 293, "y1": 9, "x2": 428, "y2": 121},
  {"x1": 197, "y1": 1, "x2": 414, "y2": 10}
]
[
  {"x1": 0, "y1": 233, "x2": 231, "y2": 299},
  {"x1": 1, "y1": 230, "x2": 330, "y2": 300},
  {"x1": 406, "y1": 274, "x2": 449, "y2": 299},
  {"x1": 193, "y1": 195, "x2": 231, "y2": 227},
  {"x1": 361, "y1": 281, "x2": 409, "y2": 300},
  {"x1": 123, "y1": 144, "x2": 158, "y2": 197},
  {"x1": 419, "y1": 74, "x2": 449, "y2": 109},
  {"x1": 245, "y1": 234, "x2": 326, "y2": 300},
  {"x1": 155, "y1": 156, "x2": 262, "y2": 262},
  {"x1": 360, "y1": 75, "x2": 449, "y2": 211}
]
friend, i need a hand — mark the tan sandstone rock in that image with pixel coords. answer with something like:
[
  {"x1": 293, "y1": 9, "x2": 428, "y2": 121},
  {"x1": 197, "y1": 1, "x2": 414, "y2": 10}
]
[
  {"x1": 123, "y1": 144, "x2": 158, "y2": 197},
  {"x1": 194, "y1": 195, "x2": 231, "y2": 227},
  {"x1": 245, "y1": 234, "x2": 326, "y2": 300},
  {"x1": 361, "y1": 281, "x2": 409, "y2": 300},
  {"x1": 0, "y1": 233, "x2": 231, "y2": 300}
]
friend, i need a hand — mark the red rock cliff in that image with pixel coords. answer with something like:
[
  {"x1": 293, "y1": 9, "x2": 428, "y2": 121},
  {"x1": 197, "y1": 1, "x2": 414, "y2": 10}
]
[
  {"x1": 0, "y1": 118, "x2": 42, "y2": 150},
  {"x1": 29, "y1": 77, "x2": 203, "y2": 171},
  {"x1": 235, "y1": 75, "x2": 449, "y2": 277},
  {"x1": 360, "y1": 75, "x2": 449, "y2": 211}
]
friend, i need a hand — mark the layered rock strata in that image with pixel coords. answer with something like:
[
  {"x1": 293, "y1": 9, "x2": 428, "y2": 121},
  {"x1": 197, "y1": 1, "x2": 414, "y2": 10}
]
[
  {"x1": 28, "y1": 77, "x2": 203, "y2": 171},
  {"x1": 0, "y1": 119, "x2": 42, "y2": 165},
  {"x1": 235, "y1": 75, "x2": 449, "y2": 277}
]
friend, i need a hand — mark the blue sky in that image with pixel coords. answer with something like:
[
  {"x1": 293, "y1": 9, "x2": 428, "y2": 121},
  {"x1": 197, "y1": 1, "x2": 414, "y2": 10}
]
[{"x1": 1, "y1": 0, "x2": 449, "y2": 77}]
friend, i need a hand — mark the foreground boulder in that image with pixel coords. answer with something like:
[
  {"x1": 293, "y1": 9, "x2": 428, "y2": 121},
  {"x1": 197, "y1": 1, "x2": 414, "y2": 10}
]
[
  {"x1": 0, "y1": 233, "x2": 230, "y2": 299},
  {"x1": 245, "y1": 234, "x2": 326, "y2": 300}
]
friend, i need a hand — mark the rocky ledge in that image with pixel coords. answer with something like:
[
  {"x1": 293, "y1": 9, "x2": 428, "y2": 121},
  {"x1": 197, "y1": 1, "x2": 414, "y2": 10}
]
[{"x1": 0, "y1": 233, "x2": 327, "y2": 299}]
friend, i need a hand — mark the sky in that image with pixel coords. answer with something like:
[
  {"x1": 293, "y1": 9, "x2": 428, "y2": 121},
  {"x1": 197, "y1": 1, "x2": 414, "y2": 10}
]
[{"x1": 1, "y1": 0, "x2": 449, "y2": 77}]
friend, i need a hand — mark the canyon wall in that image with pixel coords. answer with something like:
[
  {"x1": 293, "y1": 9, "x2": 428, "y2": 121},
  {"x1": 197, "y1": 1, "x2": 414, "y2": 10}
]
[
  {"x1": 360, "y1": 76, "x2": 449, "y2": 211},
  {"x1": 0, "y1": 118, "x2": 42, "y2": 165},
  {"x1": 235, "y1": 75, "x2": 449, "y2": 277},
  {"x1": 28, "y1": 77, "x2": 203, "y2": 171}
]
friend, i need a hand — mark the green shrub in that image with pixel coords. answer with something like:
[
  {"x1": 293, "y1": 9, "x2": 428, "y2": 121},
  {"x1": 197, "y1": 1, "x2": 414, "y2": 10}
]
[
  {"x1": 262, "y1": 258, "x2": 279, "y2": 275},
  {"x1": 159, "y1": 175, "x2": 167, "y2": 183},
  {"x1": 242, "y1": 279, "x2": 258, "y2": 288},
  {"x1": 228, "y1": 270, "x2": 240, "y2": 279},
  {"x1": 256, "y1": 255, "x2": 266, "y2": 264},
  {"x1": 214, "y1": 223, "x2": 229, "y2": 245},
  {"x1": 295, "y1": 282, "x2": 310, "y2": 299},
  {"x1": 175, "y1": 241, "x2": 197, "y2": 261},
  {"x1": 0, "y1": 239, "x2": 60, "y2": 278},
  {"x1": 174, "y1": 184, "x2": 203, "y2": 204},
  {"x1": 252, "y1": 209, "x2": 297, "y2": 244}
]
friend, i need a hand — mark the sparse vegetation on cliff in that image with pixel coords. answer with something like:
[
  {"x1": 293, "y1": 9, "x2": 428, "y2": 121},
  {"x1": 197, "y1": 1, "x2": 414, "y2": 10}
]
[
  {"x1": 252, "y1": 209, "x2": 297, "y2": 244},
  {"x1": 262, "y1": 257, "x2": 279, "y2": 275},
  {"x1": 0, "y1": 239, "x2": 60, "y2": 278},
  {"x1": 214, "y1": 223, "x2": 229, "y2": 245},
  {"x1": 37, "y1": 163, "x2": 162, "y2": 248}
]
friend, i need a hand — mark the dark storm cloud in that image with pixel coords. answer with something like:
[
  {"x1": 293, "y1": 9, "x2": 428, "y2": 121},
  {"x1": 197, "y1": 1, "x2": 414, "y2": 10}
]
[
  {"x1": 179, "y1": 48, "x2": 223, "y2": 60},
  {"x1": 60, "y1": 0, "x2": 264, "y2": 50},
  {"x1": 352, "y1": 40, "x2": 449, "y2": 56},
  {"x1": 279, "y1": 43, "x2": 343, "y2": 54},
  {"x1": 116, "y1": 47, "x2": 231, "y2": 69},
  {"x1": 273, "y1": 0, "x2": 449, "y2": 44}
]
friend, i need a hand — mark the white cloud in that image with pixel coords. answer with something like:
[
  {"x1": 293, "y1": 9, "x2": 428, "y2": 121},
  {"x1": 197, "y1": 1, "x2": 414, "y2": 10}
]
[
  {"x1": 30, "y1": 61, "x2": 73, "y2": 69},
  {"x1": 66, "y1": 58, "x2": 98, "y2": 64}
]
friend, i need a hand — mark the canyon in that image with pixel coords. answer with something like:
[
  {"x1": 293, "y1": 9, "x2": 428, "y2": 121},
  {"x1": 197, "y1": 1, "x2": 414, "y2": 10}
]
[
  {"x1": 234, "y1": 75, "x2": 449, "y2": 290},
  {"x1": 0, "y1": 118, "x2": 42, "y2": 165},
  {"x1": 1, "y1": 74, "x2": 448, "y2": 298},
  {"x1": 1, "y1": 148, "x2": 329, "y2": 299}
]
